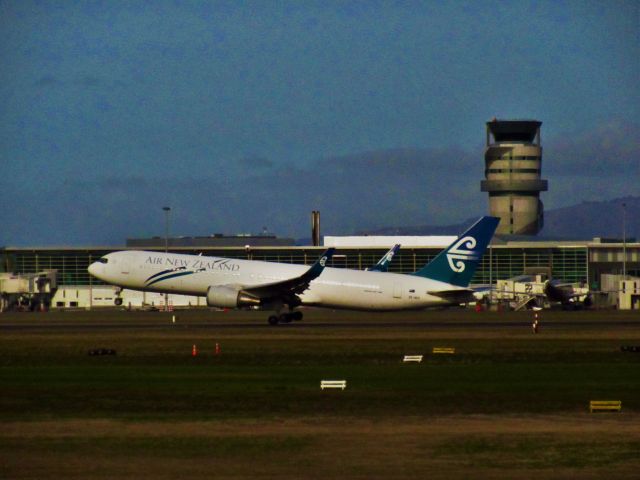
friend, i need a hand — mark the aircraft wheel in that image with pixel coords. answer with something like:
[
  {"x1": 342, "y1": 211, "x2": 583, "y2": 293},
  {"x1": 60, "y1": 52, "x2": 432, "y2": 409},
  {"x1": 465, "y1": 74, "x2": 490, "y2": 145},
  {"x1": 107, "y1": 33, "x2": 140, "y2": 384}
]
[
  {"x1": 268, "y1": 315, "x2": 279, "y2": 326},
  {"x1": 292, "y1": 311, "x2": 303, "y2": 321},
  {"x1": 114, "y1": 297, "x2": 123, "y2": 306}
]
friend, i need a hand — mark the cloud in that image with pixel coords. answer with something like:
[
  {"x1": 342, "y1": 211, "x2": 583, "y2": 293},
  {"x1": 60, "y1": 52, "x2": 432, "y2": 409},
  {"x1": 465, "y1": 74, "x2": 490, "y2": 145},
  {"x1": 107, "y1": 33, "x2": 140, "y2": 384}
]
[
  {"x1": 540, "y1": 119, "x2": 640, "y2": 209},
  {"x1": 33, "y1": 75, "x2": 58, "y2": 87},
  {"x1": 32, "y1": 74, "x2": 119, "y2": 91},
  {"x1": 79, "y1": 75, "x2": 101, "y2": 87},
  {"x1": 323, "y1": 147, "x2": 476, "y2": 176},
  {"x1": 545, "y1": 119, "x2": 640, "y2": 176},
  {"x1": 0, "y1": 145, "x2": 485, "y2": 245},
  {"x1": 1, "y1": 119, "x2": 638, "y2": 246},
  {"x1": 237, "y1": 156, "x2": 275, "y2": 171}
]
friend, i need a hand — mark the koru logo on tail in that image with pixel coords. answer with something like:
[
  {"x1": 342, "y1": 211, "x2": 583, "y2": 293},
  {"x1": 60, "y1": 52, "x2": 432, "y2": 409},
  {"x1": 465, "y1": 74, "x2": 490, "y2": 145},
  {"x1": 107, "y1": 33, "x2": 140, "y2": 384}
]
[
  {"x1": 446, "y1": 236, "x2": 478, "y2": 272},
  {"x1": 320, "y1": 256, "x2": 328, "y2": 267}
]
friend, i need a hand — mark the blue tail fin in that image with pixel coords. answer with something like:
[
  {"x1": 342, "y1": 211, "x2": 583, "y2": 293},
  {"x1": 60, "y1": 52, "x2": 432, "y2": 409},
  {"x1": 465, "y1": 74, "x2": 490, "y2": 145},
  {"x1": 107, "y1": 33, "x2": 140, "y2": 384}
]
[
  {"x1": 368, "y1": 244, "x2": 401, "y2": 272},
  {"x1": 411, "y1": 216, "x2": 499, "y2": 287}
]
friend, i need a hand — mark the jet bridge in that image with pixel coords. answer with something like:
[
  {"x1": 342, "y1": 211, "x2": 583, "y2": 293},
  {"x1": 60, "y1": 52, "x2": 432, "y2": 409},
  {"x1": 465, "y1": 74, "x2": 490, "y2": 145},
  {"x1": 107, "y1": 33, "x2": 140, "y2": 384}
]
[{"x1": 0, "y1": 270, "x2": 57, "y2": 312}]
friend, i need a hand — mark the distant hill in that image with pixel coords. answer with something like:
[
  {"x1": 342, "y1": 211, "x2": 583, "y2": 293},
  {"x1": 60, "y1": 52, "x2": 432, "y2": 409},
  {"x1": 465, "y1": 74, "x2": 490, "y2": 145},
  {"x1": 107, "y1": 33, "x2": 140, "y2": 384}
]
[
  {"x1": 358, "y1": 196, "x2": 640, "y2": 240},
  {"x1": 542, "y1": 196, "x2": 639, "y2": 239}
]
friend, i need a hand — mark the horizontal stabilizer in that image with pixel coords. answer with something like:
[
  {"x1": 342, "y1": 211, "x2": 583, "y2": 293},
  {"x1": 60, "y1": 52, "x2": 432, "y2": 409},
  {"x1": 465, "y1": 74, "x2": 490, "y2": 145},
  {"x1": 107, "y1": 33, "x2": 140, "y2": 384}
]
[{"x1": 428, "y1": 289, "x2": 475, "y2": 303}]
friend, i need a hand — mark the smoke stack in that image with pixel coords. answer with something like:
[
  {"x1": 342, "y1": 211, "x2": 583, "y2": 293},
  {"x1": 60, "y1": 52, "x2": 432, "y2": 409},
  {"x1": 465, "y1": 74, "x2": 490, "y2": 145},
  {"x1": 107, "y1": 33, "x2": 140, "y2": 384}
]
[{"x1": 311, "y1": 211, "x2": 321, "y2": 246}]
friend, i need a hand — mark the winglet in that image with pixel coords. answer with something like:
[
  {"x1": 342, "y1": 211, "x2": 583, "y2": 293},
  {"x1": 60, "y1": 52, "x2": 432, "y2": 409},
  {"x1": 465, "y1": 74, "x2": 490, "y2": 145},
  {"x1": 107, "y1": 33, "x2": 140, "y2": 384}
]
[
  {"x1": 302, "y1": 248, "x2": 335, "y2": 280},
  {"x1": 411, "y1": 216, "x2": 500, "y2": 287},
  {"x1": 368, "y1": 244, "x2": 401, "y2": 272}
]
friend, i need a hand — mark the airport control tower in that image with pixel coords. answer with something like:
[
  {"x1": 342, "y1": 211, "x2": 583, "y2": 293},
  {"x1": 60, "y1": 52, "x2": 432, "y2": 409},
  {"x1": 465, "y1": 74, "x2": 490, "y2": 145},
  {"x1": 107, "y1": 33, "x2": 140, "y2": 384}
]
[{"x1": 481, "y1": 119, "x2": 548, "y2": 235}]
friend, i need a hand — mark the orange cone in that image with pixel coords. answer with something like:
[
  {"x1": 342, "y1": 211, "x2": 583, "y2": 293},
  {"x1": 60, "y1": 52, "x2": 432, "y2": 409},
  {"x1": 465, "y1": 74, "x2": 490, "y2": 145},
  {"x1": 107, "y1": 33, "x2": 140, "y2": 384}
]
[
  {"x1": 192, "y1": 344, "x2": 197, "y2": 356},
  {"x1": 215, "y1": 342, "x2": 220, "y2": 355}
]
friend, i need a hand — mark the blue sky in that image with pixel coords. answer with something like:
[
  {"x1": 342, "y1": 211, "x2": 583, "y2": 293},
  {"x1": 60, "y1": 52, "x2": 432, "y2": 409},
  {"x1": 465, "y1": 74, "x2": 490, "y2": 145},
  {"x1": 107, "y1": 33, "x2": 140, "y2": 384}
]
[{"x1": 1, "y1": 1, "x2": 638, "y2": 245}]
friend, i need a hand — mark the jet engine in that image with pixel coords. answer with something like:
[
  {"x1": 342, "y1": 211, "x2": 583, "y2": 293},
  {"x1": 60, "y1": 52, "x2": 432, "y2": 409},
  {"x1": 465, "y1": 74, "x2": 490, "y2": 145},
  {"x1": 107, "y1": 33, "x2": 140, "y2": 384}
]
[{"x1": 206, "y1": 285, "x2": 260, "y2": 309}]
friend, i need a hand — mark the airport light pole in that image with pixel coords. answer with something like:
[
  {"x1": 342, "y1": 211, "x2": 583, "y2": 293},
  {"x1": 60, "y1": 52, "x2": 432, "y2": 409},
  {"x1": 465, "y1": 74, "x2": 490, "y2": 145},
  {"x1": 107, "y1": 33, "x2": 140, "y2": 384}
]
[
  {"x1": 622, "y1": 202, "x2": 626, "y2": 279},
  {"x1": 489, "y1": 243, "x2": 493, "y2": 305},
  {"x1": 163, "y1": 207, "x2": 171, "y2": 254},
  {"x1": 163, "y1": 206, "x2": 171, "y2": 310}
]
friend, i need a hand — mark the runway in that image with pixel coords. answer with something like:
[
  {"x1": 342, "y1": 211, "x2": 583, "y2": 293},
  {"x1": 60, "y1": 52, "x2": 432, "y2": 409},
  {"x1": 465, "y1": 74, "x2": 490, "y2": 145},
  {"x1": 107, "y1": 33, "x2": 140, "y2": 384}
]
[{"x1": 2, "y1": 319, "x2": 639, "y2": 331}]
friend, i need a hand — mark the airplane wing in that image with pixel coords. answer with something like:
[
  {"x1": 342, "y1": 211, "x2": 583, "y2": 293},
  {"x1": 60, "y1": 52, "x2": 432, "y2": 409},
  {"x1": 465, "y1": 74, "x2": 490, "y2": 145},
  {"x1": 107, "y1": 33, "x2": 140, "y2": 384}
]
[{"x1": 240, "y1": 248, "x2": 335, "y2": 303}]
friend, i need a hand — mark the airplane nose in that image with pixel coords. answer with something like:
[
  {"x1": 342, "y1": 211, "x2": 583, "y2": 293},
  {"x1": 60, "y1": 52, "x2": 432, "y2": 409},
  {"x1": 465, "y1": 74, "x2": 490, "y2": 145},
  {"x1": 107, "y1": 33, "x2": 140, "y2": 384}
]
[{"x1": 88, "y1": 262, "x2": 101, "y2": 278}]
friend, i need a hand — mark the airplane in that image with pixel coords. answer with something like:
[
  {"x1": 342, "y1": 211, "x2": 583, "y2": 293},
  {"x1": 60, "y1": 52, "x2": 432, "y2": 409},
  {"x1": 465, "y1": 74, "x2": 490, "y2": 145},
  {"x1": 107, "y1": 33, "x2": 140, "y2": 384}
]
[
  {"x1": 543, "y1": 279, "x2": 592, "y2": 308},
  {"x1": 88, "y1": 216, "x2": 499, "y2": 324},
  {"x1": 366, "y1": 244, "x2": 401, "y2": 272}
]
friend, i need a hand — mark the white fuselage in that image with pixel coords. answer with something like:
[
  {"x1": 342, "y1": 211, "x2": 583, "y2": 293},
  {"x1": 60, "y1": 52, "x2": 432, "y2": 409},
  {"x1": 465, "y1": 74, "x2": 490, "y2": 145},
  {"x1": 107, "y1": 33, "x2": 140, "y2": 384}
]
[{"x1": 89, "y1": 250, "x2": 468, "y2": 310}]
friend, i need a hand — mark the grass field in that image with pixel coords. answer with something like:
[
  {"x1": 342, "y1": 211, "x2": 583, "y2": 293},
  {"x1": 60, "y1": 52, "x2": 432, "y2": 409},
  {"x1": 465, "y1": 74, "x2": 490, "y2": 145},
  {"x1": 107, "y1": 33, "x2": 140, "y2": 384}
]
[{"x1": 1, "y1": 308, "x2": 639, "y2": 479}]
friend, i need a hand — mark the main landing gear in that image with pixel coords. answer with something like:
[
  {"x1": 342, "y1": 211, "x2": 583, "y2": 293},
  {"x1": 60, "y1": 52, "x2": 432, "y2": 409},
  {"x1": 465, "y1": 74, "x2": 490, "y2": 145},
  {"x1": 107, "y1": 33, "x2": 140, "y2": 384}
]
[{"x1": 267, "y1": 311, "x2": 303, "y2": 325}]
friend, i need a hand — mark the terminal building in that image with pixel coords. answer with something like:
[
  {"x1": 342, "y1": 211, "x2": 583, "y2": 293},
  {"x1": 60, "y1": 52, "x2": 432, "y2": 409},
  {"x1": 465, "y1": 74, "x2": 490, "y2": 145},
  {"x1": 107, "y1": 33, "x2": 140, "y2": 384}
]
[{"x1": 1, "y1": 237, "x2": 638, "y2": 310}]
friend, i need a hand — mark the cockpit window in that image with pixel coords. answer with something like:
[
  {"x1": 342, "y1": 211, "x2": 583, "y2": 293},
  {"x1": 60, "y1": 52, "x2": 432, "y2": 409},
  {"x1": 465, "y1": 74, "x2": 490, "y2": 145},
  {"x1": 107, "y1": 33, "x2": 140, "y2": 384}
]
[{"x1": 98, "y1": 257, "x2": 109, "y2": 264}]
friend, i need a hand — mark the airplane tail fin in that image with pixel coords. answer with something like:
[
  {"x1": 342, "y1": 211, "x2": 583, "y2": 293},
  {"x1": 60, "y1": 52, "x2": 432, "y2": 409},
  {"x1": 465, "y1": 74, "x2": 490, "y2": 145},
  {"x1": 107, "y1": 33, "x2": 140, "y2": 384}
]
[
  {"x1": 367, "y1": 244, "x2": 401, "y2": 272},
  {"x1": 411, "y1": 216, "x2": 500, "y2": 287}
]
